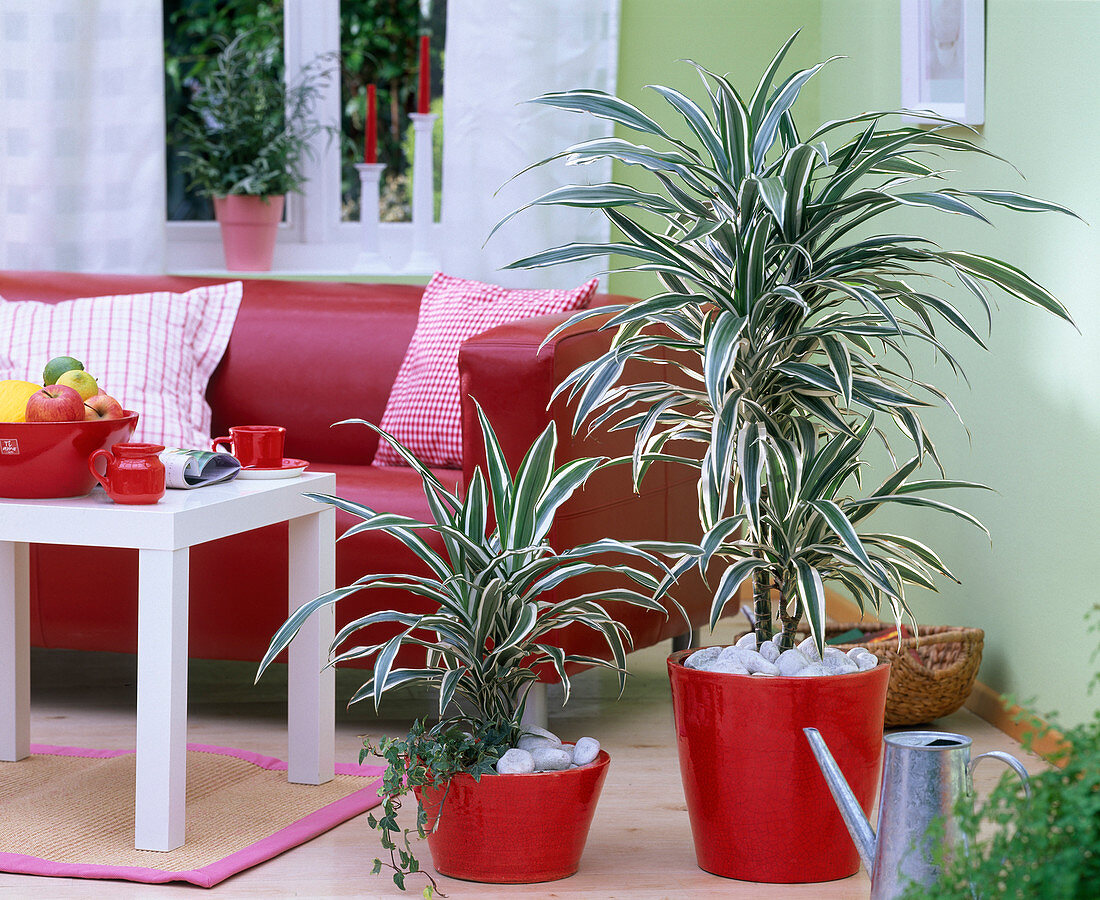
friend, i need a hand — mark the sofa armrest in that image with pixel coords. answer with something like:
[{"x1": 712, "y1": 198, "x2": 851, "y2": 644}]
[{"x1": 458, "y1": 297, "x2": 631, "y2": 484}]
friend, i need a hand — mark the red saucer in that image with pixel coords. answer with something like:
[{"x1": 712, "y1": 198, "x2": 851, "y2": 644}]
[{"x1": 236, "y1": 458, "x2": 309, "y2": 480}]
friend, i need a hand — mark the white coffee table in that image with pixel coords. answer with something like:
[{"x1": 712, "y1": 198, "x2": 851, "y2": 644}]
[{"x1": 0, "y1": 472, "x2": 338, "y2": 851}]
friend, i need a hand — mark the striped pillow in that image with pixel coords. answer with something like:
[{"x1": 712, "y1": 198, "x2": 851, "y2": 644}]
[
  {"x1": 375, "y1": 273, "x2": 597, "y2": 468},
  {"x1": 0, "y1": 282, "x2": 242, "y2": 448}
]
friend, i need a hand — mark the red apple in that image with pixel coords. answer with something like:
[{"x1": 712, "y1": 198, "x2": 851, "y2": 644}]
[
  {"x1": 25, "y1": 384, "x2": 86, "y2": 422},
  {"x1": 83, "y1": 393, "x2": 124, "y2": 420}
]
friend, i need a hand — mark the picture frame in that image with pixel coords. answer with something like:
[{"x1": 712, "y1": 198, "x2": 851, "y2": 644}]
[{"x1": 900, "y1": 0, "x2": 985, "y2": 125}]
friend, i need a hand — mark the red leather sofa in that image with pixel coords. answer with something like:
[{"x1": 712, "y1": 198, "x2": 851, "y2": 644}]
[{"x1": 0, "y1": 271, "x2": 708, "y2": 671}]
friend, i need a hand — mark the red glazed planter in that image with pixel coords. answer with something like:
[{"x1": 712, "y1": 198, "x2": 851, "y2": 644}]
[
  {"x1": 668, "y1": 649, "x2": 890, "y2": 883},
  {"x1": 414, "y1": 750, "x2": 610, "y2": 884}
]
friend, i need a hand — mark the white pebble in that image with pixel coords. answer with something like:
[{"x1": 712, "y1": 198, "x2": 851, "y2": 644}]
[
  {"x1": 518, "y1": 734, "x2": 560, "y2": 752},
  {"x1": 531, "y1": 747, "x2": 572, "y2": 772},
  {"x1": 710, "y1": 658, "x2": 750, "y2": 675},
  {"x1": 735, "y1": 632, "x2": 758, "y2": 650},
  {"x1": 572, "y1": 737, "x2": 600, "y2": 766},
  {"x1": 684, "y1": 647, "x2": 721, "y2": 669},
  {"x1": 521, "y1": 724, "x2": 561, "y2": 743},
  {"x1": 776, "y1": 648, "x2": 810, "y2": 676},
  {"x1": 758, "y1": 640, "x2": 780, "y2": 663},
  {"x1": 797, "y1": 636, "x2": 822, "y2": 662},
  {"x1": 847, "y1": 647, "x2": 873, "y2": 662},
  {"x1": 794, "y1": 663, "x2": 830, "y2": 677},
  {"x1": 496, "y1": 748, "x2": 535, "y2": 774},
  {"x1": 741, "y1": 649, "x2": 781, "y2": 676},
  {"x1": 717, "y1": 645, "x2": 744, "y2": 664},
  {"x1": 853, "y1": 652, "x2": 879, "y2": 671}
]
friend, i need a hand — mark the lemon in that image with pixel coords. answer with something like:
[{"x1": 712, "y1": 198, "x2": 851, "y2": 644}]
[
  {"x1": 0, "y1": 379, "x2": 42, "y2": 422},
  {"x1": 43, "y1": 356, "x2": 84, "y2": 385}
]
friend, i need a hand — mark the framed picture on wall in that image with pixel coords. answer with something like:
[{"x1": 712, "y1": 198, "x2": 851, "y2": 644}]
[{"x1": 900, "y1": 0, "x2": 984, "y2": 125}]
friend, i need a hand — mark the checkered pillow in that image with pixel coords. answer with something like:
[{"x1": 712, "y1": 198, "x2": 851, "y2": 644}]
[
  {"x1": 375, "y1": 273, "x2": 598, "y2": 468},
  {"x1": 0, "y1": 282, "x2": 242, "y2": 448}
]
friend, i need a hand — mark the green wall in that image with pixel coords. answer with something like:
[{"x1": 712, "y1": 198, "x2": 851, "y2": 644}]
[{"x1": 616, "y1": 1, "x2": 1100, "y2": 725}]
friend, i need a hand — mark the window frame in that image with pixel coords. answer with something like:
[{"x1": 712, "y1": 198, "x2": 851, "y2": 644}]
[{"x1": 165, "y1": 0, "x2": 439, "y2": 275}]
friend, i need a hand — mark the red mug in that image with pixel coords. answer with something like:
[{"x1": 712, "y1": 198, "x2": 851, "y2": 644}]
[
  {"x1": 212, "y1": 425, "x2": 286, "y2": 468},
  {"x1": 88, "y1": 442, "x2": 166, "y2": 504}
]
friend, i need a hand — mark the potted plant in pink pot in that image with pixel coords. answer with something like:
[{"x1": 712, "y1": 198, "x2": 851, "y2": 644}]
[
  {"x1": 177, "y1": 31, "x2": 332, "y2": 271},
  {"x1": 504, "y1": 33, "x2": 1076, "y2": 883},
  {"x1": 258, "y1": 406, "x2": 676, "y2": 894}
]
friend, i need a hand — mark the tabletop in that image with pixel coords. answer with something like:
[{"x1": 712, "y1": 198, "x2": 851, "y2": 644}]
[{"x1": 0, "y1": 471, "x2": 337, "y2": 550}]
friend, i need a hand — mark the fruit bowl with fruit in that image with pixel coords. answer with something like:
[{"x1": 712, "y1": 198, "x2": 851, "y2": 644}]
[{"x1": 0, "y1": 356, "x2": 138, "y2": 499}]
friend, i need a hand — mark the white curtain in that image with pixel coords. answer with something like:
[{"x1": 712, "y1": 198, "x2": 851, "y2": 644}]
[
  {"x1": 441, "y1": 0, "x2": 619, "y2": 288},
  {"x1": 0, "y1": 1, "x2": 165, "y2": 273}
]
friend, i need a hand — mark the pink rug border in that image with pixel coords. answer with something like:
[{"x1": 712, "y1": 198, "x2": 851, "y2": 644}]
[{"x1": 0, "y1": 743, "x2": 384, "y2": 888}]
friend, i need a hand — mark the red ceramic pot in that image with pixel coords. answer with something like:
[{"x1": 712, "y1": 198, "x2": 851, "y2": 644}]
[
  {"x1": 668, "y1": 649, "x2": 890, "y2": 883},
  {"x1": 0, "y1": 412, "x2": 138, "y2": 499},
  {"x1": 414, "y1": 750, "x2": 610, "y2": 883}
]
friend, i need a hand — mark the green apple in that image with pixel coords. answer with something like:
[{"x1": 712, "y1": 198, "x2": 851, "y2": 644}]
[{"x1": 42, "y1": 356, "x2": 84, "y2": 385}]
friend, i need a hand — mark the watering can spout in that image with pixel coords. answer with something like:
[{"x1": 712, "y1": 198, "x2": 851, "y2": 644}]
[{"x1": 803, "y1": 727, "x2": 877, "y2": 877}]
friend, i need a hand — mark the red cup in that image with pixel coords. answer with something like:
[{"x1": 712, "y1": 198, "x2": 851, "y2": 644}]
[
  {"x1": 212, "y1": 425, "x2": 285, "y2": 468},
  {"x1": 88, "y1": 442, "x2": 166, "y2": 504}
]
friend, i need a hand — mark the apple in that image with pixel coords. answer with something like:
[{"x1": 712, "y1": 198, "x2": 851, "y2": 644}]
[
  {"x1": 83, "y1": 393, "x2": 124, "y2": 420},
  {"x1": 56, "y1": 368, "x2": 99, "y2": 401},
  {"x1": 26, "y1": 384, "x2": 86, "y2": 422}
]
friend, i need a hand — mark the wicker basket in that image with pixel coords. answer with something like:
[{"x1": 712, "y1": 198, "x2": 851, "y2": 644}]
[{"x1": 825, "y1": 624, "x2": 984, "y2": 726}]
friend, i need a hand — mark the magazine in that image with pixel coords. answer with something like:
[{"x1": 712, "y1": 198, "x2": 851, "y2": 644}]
[{"x1": 159, "y1": 448, "x2": 241, "y2": 489}]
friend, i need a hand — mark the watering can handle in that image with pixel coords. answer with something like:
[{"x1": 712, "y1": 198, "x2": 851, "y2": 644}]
[{"x1": 970, "y1": 750, "x2": 1032, "y2": 800}]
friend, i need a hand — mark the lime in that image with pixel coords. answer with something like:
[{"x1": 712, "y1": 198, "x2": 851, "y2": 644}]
[{"x1": 43, "y1": 356, "x2": 84, "y2": 385}]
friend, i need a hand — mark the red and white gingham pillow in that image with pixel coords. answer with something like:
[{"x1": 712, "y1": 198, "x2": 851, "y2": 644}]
[
  {"x1": 0, "y1": 282, "x2": 242, "y2": 448},
  {"x1": 375, "y1": 273, "x2": 598, "y2": 468}
]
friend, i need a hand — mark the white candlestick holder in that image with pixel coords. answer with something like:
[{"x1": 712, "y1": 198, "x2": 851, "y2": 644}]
[
  {"x1": 354, "y1": 162, "x2": 386, "y2": 269},
  {"x1": 407, "y1": 112, "x2": 438, "y2": 272}
]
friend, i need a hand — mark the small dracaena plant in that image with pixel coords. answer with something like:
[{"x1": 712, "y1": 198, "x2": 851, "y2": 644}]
[
  {"x1": 501, "y1": 32, "x2": 1077, "y2": 654},
  {"x1": 258, "y1": 403, "x2": 681, "y2": 893}
]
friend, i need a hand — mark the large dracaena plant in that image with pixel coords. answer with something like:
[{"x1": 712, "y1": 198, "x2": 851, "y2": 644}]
[
  {"x1": 258, "y1": 405, "x2": 674, "y2": 891},
  {"x1": 501, "y1": 34, "x2": 1076, "y2": 651}
]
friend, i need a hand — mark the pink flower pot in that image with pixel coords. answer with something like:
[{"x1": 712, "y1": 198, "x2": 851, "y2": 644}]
[
  {"x1": 414, "y1": 750, "x2": 610, "y2": 883},
  {"x1": 668, "y1": 649, "x2": 890, "y2": 883},
  {"x1": 213, "y1": 195, "x2": 284, "y2": 271}
]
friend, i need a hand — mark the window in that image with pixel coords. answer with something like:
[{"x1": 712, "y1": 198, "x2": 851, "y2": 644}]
[{"x1": 163, "y1": 0, "x2": 444, "y2": 273}]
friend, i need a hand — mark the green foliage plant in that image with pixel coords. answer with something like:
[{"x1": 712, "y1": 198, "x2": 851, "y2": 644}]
[
  {"x1": 177, "y1": 29, "x2": 334, "y2": 198},
  {"x1": 900, "y1": 607, "x2": 1100, "y2": 900},
  {"x1": 502, "y1": 33, "x2": 1077, "y2": 654},
  {"x1": 257, "y1": 405, "x2": 675, "y2": 894}
]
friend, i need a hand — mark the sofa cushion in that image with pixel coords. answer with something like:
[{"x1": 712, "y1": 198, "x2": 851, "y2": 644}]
[
  {"x1": 374, "y1": 273, "x2": 597, "y2": 468},
  {"x1": 0, "y1": 282, "x2": 242, "y2": 448}
]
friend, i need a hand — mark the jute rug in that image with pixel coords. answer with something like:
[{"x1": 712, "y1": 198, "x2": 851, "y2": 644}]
[{"x1": 0, "y1": 743, "x2": 384, "y2": 887}]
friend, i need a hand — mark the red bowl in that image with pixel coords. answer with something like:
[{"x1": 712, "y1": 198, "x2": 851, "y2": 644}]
[{"x1": 0, "y1": 412, "x2": 139, "y2": 499}]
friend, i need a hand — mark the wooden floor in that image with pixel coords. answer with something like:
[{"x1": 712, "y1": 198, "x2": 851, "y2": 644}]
[{"x1": 2, "y1": 619, "x2": 1048, "y2": 899}]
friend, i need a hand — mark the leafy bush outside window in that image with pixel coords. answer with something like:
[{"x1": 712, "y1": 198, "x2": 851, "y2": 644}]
[{"x1": 164, "y1": 0, "x2": 445, "y2": 224}]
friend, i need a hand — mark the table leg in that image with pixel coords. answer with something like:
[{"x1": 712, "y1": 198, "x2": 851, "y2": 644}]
[
  {"x1": 135, "y1": 547, "x2": 189, "y2": 851},
  {"x1": 287, "y1": 507, "x2": 336, "y2": 784},
  {"x1": 0, "y1": 541, "x2": 30, "y2": 761}
]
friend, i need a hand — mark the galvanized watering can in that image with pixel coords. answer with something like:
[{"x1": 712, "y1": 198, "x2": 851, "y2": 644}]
[{"x1": 803, "y1": 727, "x2": 1031, "y2": 899}]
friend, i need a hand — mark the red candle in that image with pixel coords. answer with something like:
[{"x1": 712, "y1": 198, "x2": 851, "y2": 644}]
[
  {"x1": 364, "y1": 84, "x2": 377, "y2": 164},
  {"x1": 417, "y1": 33, "x2": 431, "y2": 114}
]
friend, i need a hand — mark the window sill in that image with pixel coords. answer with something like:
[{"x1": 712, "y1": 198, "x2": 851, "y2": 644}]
[{"x1": 165, "y1": 221, "x2": 442, "y2": 278}]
